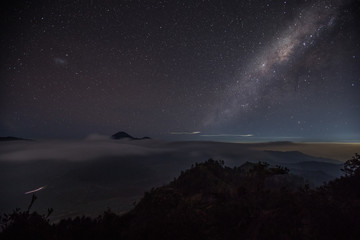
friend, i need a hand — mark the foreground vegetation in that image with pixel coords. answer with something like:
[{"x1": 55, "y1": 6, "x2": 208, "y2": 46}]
[{"x1": 1, "y1": 154, "x2": 360, "y2": 239}]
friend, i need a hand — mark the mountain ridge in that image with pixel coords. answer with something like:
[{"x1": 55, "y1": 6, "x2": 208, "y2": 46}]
[
  {"x1": 0, "y1": 136, "x2": 32, "y2": 141},
  {"x1": 111, "y1": 131, "x2": 150, "y2": 140}
]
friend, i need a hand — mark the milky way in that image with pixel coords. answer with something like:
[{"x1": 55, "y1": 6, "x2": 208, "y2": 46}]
[{"x1": 205, "y1": 1, "x2": 344, "y2": 127}]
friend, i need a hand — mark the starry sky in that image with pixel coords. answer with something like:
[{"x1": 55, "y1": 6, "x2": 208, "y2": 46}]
[{"x1": 1, "y1": 0, "x2": 359, "y2": 141}]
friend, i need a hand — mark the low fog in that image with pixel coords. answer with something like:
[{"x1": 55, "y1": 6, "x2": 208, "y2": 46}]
[{"x1": 0, "y1": 138, "x2": 346, "y2": 220}]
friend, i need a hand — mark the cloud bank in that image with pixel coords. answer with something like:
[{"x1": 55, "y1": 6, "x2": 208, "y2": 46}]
[{"x1": 0, "y1": 139, "x2": 171, "y2": 161}]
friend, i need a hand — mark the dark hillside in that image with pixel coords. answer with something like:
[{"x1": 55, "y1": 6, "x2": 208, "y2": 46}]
[{"x1": 1, "y1": 156, "x2": 360, "y2": 239}]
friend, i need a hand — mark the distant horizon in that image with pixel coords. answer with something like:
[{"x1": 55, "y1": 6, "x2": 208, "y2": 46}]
[{"x1": 1, "y1": 132, "x2": 360, "y2": 144}]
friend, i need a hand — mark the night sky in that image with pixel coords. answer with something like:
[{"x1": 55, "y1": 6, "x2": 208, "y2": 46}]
[{"x1": 1, "y1": 0, "x2": 359, "y2": 141}]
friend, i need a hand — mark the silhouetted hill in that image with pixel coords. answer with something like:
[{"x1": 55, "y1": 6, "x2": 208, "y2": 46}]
[
  {"x1": 0, "y1": 136, "x2": 31, "y2": 141},
  {"x1": 264, "y1": 150, "x2": 340, "y2": 164},
  {"x1": 2, "y1": 158, "x2": 360, "y2": 239},
  {"x1": 111, "y1": 131, "x2": 150, "y2": 140},
  {"x1": 257, "y1": 150, "x2": 342, "y2": 185}
]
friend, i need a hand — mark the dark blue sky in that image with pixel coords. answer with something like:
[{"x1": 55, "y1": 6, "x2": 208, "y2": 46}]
[{"x1": 1, "y1": 0, "x2": 359, "y2": 141}]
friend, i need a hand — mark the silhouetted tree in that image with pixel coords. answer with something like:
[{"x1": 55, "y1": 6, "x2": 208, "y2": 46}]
[{"x1": 342, "y1": 153, "x2": 360, "y2": 177}]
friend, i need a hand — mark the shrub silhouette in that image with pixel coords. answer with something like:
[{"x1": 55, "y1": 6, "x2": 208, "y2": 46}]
[
  {"x1": 0, "y1": 194, "x2": 54, "y2": 240},
  {"x1": 342, "y1": 153, "x2": 360, "y2": 176}
]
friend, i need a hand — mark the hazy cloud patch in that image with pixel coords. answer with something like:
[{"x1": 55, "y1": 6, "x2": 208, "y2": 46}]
[
  {"x1": 0, "y1": 140, "x2": 172, "y2": 161},
  {"x1": 170, "y1": 131, "x2": 201, "y2": 135},
  {"x1": 200, "y1": 134, "x2": 254, "y2": 137},
  {"x1": 53, "y1": 57, "x2": 67, "y2": 65}
]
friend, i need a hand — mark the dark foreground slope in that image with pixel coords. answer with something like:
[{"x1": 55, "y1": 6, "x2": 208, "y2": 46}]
[{"x1": 1, "y1": 158, "x2": 360, "y2": 240}]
